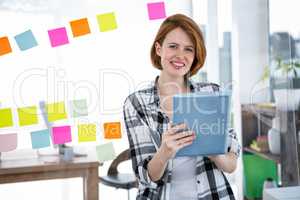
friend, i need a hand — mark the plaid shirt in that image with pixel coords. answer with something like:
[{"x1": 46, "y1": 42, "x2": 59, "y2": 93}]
[{"x1": 123, "y1": 76, "x2": 241, "y2": 200}]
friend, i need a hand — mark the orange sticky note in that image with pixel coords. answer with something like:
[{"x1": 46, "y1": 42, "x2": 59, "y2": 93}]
[
  {"x1": 0, "y1": 36, "x2": 12, "y2": 56},
  {"x1": 70, "y1": 18, "x2": 91, "y2": 37},
  {"x1": 103, "y1": 122, "x2": 121, "y2": 139}
]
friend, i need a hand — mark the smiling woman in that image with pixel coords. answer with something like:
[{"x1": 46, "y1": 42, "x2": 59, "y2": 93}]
[
  {"x1": 154, "y1": 27, "x2": 196, "y2": 78},
  {"x1": 151, "y1": 14, "x2": 206, "y2": 77},
  {"x1": 123, "y1": 13, "x2": 240, "y2": 200}
]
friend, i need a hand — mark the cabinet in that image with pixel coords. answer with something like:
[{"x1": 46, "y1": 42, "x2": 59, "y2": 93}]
[{"x1": 241, "y1": 104, "x2": 300, "y2": 186}]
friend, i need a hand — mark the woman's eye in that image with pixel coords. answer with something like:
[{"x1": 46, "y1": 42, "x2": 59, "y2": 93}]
[
  {"x1": 186, "y1": 48, "x2": 194, "y2": 52},
  {"x1": 169, "y1": 45, "x2": 177, "y2": 49}
]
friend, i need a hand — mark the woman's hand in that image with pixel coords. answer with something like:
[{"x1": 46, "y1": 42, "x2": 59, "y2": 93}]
[
  {"x1": 159, "y1": 122, "x2": 196, "y2": 160},
  {"x1": 148, "y1": 122, "x2": 196, "y2": 182},
  {"x1": 207, "y1": 152, "x2": 237, "y2": 173}
]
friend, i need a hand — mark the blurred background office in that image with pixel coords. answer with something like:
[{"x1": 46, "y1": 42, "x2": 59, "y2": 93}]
[{"x1": 0, "y1": 0, "x2": 299, "y2": 199}]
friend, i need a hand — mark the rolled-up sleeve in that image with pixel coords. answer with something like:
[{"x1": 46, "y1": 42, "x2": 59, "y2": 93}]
[
  {"x1": 123, "y1": 95, "x2": 159, "y2": 188},
  {"x1": 227, "y1": 128, "x2": 241, "y2": 157}
]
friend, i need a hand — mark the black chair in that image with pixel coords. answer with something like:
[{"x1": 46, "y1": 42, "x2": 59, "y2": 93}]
[{"x1": 99, "y1": 149, "x2": 138, "y2": 200}]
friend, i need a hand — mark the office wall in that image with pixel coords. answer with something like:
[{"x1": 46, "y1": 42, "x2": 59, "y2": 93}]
[
  {"x1": 231, "y1": 1, "x2": 269, "y2": 199},
  {"x1": 0, "y1": 1, "x2": 193, "y2": 199},
  {"x1": 232, "y1": 0, "x2": 269, "y2": 104},
  {"x1": 0, "y1": 0, "x2": 192, "y2": 150}
]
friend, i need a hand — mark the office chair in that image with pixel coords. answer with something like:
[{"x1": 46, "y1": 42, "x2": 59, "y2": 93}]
[{"x1": 99, "y1": 149, "x2": 138, "y2": 200}]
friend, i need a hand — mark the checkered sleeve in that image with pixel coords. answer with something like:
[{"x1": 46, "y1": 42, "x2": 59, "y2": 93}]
[
  {"x1": 123, "y1": 95, "x2": 159, "y2": 189},
  {"x1": 227, "y1": 128, "x2": 241, "y2": 157}
]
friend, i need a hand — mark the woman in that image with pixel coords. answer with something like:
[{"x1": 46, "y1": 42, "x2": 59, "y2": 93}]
[{"x1": 123, "y1": 14, "x2": 240, "y2": 200}]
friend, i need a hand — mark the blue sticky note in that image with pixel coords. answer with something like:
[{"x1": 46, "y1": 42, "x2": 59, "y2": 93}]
[
  {"x1": 30, "y1": 129, "x2": 51, "y2": 149},
  {"x1": 14, "y1": 30, "x2": 38, "y2": 51}
]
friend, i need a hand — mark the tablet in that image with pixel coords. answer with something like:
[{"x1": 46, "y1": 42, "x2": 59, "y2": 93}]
[{"x1": 172, "y1": 91, "x2": 231, "y2": 156}]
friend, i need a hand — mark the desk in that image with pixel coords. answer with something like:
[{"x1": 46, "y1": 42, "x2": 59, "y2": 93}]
[
  {"x1": 0, "y1": 155, "x2": 100, "y2": 200},
  {"x1": 263, "y1": 186, "x2": 300, "y2": 200}
]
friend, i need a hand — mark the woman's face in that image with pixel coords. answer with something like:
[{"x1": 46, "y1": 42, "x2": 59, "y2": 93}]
[{"x1": 155, "y1": 27, "x2": 195, "y2": 78}]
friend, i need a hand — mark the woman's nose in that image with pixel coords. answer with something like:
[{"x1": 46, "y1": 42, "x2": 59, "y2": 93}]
[{"x1": 175, "y1": 50, "x2": 185, "y2": 59}]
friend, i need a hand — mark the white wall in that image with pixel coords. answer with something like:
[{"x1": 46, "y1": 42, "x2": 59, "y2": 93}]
[
  {"x1": 0, "y1": 1, "x2": 193, "y2": 199},
  {"x1": 206, "y1": 0, "x2": 220, "y2": 84},
  {"x1": 232, "y1": 0, "x2": 269, "y2": 104},
  {"x1": 231, "y1": 0, "x2": 269, "y2": 199}
]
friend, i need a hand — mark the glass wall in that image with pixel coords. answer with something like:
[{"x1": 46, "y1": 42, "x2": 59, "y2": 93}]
[
  {"x1": 192, "y1": 0, "x2": 233, "y2": 88},
  {"x1": 218, "y1": 0, "x2": 232, "y2": 89},
  {"x1": 269, "y1": 0, "x2": 300, "y2": 90}
]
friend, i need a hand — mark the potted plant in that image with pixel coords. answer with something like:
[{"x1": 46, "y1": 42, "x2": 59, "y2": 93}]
[{"x1": 269, "y1": 58, "x2": 300, "y2": 110}]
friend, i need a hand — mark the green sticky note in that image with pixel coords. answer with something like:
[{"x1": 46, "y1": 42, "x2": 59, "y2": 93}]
[
  {"x1": 0, "y1": 108, "x2": 13, "y2": 128},
  {"x1": 18, "y1": 106, "x2": 38, "y2": 126},
  {"x1": 70, "y1": 99, "x2": 88, "y2": 118},
  {"x1": 78, "y1": 124, "x2": 96, "y2": 142},
  {"x1": 96, "y1": 142, "x2": 116, "y2": 162},
  {"x1": 97, "y1": 12, "x2": 118, "y2": 32},
  {"x1": 46, "y1": 102, "x2": 67, "y2": 122}
]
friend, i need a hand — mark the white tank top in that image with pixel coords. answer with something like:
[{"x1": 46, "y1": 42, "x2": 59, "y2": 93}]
[{"x1": 169, "y1": 156, "x2": 198, "y2": 200}]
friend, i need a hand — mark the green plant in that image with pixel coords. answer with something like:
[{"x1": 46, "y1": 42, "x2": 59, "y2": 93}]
[
  {"x1": 275, "y1": 58, "x2": 300, "y2": 77},
  {"x1": 260, "y1": 58, "x2": 300, "y2": 82},
  {"x1": 260, "y1": 65, "x2": 270, "y2": 82}
]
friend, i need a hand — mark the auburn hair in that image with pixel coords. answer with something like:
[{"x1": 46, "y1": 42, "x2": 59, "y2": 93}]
[{"x1": 150, "y1": 14, "x2": 206, "y2": 76}]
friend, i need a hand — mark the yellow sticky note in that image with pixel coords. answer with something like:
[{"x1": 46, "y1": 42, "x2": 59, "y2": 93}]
[
  {"x1": 0, "y1": 108, "x2": 13, "y2": 128},
  {"x1": 17, "y1": 106, "x2": 38, "y2": 126},
  {"x1": 97, "y1": 12, "x2": 118, "y2": 32},
  {"x1": 78, "y1": 124, "x2": 96, "y2": 142},
  {"x1": 46, "y1": 102, "x2": 67, "y2": 122}
]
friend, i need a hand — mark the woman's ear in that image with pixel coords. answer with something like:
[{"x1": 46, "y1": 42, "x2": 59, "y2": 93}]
[{"x1": 155, "y1": 42, "x2": 162, "y2": 56}]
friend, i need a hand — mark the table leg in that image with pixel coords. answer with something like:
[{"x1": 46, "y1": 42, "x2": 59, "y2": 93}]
[{"x1": 84, "y1": 167, "x2": 99, "y2": 200}]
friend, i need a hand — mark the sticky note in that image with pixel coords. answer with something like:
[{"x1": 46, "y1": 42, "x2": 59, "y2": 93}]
[
  {"x1": 96, "y1": 142, "x2": 116, "y2": 162},
  {"x1": 48, "y1": 27, "x2": 69, "y2": 47},
  {"x1": 52, "y1": 125, "x2": 72, "y2": 144},
  {"x1": 0, "y1": 108, "x2": 13, "y2": 128},
  {"x1": 103, "y1": 122, "x2": 121, "y2": 139},
  {"x1": 147, "y1": 2, "x2": 166, "y2": 20},
  {"x1": 97, "y1": 12, "x2": 118, "y2": 32},
  {"x1": 78, "y1": 124, "x2": 96, "y2": 142},
  {"x1": 30, "y1": 129, "x2": 50, "y2": 149},
  {"x1": 0, "y1": 133, "x2": 17, "y2": 152},
  {"x1": 14, "y1": 30, "x2": 38, "y2": 51},
  {"x1": 0, "y1": 36, "x2": 12, "y2": 56},
  {"x1": 17, "y1": 106, "x2": 38, "y2": 126},
  {"x1": 70, "y1": 18, "x2": 91, "y2": 37},
  {"x1": 46, "y1": 102, "x2": 67, "y2": 122},
  {"x1": 69, "y1": 99, "x2": 88, "y2": 118}
]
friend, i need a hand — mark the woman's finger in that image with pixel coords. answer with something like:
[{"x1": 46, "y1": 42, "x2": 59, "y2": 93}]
[
  {"x1": 178, "y1": 140, "x2": 194, "y2": 149},
  {"x1": 176, "y1": 134, "x2": 195, "y2": 146},
  {"x1": 168, "y1": 123, "x2": 189, "y2": 135},
  {"x1": 172, "y1": 130, "x2": 195, "y2": 140}
]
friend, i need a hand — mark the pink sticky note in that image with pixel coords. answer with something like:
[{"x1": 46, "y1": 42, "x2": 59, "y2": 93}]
[
  {"x1": 48, "y1": 27, "x2": 69, "y2": 47},
  {"x1": 147, "y1": 2, "x2": 166, "y2": 20},
  {"x1": 0, "y1": 133, "x2": 18, "y2": 152},
  {"x1": 52, "y1": 126, "x2": 72, "y2": 144}
]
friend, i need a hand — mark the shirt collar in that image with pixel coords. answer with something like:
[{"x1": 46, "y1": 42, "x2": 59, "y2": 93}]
[{"x1": 149, "y1": 76, "x2": 196, "y2": 106}]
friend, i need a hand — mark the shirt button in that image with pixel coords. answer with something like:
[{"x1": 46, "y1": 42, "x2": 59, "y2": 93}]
[{"x1": 197, "y1": 180, "x2": 200, "y2": 184}]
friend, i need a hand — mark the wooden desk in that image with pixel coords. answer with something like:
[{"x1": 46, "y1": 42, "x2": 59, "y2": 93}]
[{"x1": 0, "y1": 155, "x2": 100, "y2": 200}]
